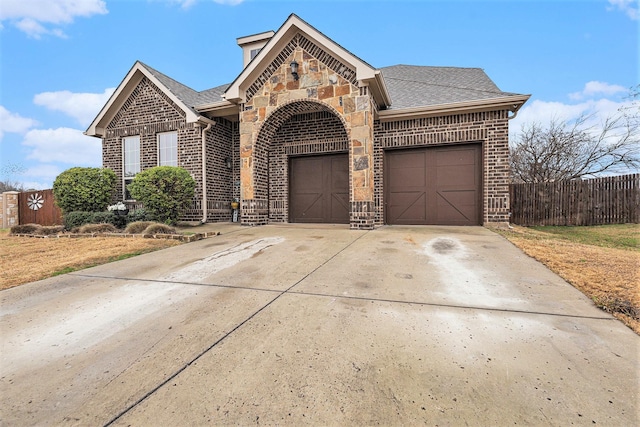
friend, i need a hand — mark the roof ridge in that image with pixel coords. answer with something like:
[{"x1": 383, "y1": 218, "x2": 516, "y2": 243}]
[
  {"x1": 138, "y1": 61, "x2": 199, "y2": 95},
  {"x1": 382, "y1": 64, "x2": 484, "y2": 71},
  {"x1": 384, "y1": 76, "x2": 508, "y2": 96}
]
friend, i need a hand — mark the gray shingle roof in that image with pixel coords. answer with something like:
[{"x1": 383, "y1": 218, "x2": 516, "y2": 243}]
[
  {"x1": 140, "y1": 62, "x2": 228, "y2": 112},
  {"x1": 139, "y1": 61, "x2": 521, "y2": 115},
  {"x1": 380, "y1": 65, "x2": 519, "y2": 110}
]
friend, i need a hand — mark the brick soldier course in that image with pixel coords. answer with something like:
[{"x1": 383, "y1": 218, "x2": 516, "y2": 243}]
[{"x1": 86, "y1": 14, "x2": 528, "y2": 229}]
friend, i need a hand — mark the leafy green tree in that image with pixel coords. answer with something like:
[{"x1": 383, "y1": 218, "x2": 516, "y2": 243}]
[
  {"x1": 53, "y1": 167, "x2": 117, "y2": 213},
  {"x1": 127, "y1": 166, "x2": 195, "y2": 225}
]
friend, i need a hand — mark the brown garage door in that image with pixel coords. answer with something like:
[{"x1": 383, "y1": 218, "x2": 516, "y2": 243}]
[
  {"x1": 290, "y1": 154, "x2": 349, "y2": 223},
  {"x1": 385, "y1": 144, "x2": 481, "y2": 225}
]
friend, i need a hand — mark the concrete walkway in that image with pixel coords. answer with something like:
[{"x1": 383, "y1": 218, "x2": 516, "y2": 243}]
[{"x1": 1, "y1": 225, "x2": 638, "y2": 426}]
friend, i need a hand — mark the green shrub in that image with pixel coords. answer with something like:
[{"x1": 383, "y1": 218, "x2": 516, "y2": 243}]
[
  {"x1": 111, "y1": 213, "x2": 128, "y2": 229},
  {"x1": 53, "y1": 167, "x2": 117, "y2": 213},
  {"x1": 124, "y1": 221, "x2": 155, "y2": 234},
  {"x1": 143, "y1": 223, "x2": 176, "y2": 236},
  {"x1": 91, "y1": 212, "x2": 116, "y2": 224},
  {"x1": 78, "y1": 223, "x2": 117, "y2": 234},
  {"x1": 127, "y1": 166, "x2": 195, "y2": 225},
  {"x1": 127, "y1": 208, "x2": 155, "y2": 223},
  {"x1": 64, "y1": 211, "x2": 95, "y2": 230}
]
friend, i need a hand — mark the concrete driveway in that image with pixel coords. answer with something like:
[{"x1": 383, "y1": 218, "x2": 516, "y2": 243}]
[{"x1": 1, "y1": 225, "x2": 638, "y2": 426}]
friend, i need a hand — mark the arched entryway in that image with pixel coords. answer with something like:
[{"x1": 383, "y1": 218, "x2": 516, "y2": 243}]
[{"x1": 253, "y1": 100, "x2": 350, "y2": 224}]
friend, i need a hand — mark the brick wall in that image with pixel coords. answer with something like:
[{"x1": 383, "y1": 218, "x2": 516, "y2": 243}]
[
  {"x1": 373, "y1": 110, "x2": 511, "y2": 225},
  {"x1": 102, "y1": 76, "x2": 234, "y2": 222},
  {"x1": 204, "y1": 118, "x2": 234, "y2": 222}
]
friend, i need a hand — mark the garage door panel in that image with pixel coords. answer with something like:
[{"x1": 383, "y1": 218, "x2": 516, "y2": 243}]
[
  {"x1": 436, "y1": 190, "x2": 478, "y2": 224},
  {"x1": 330, "y1": 192, "x2": 349, "y2": 222},
  {"x1": 290, "y1": 154, "x2": 349, "y2": 224},
  {"x1": 436, "y1": 148, "x2": 476, "y2": 166},
  {"x1": 386, "y1": 145, "x2": 481, "y2": 225},
  {"x1": 387, "y1": 192, "x2": 427, "y2": 224},
  {"x1": 389, "y1": 168, "x2": 426, "y2": 191},
  {"x1": 290, "y1": 193, "x2": 324, "y2": 223},
  {"x1": 389, "y1": 151, "x2": 426, "y2": 169},
  {"x1": 436, "y1": 165, "x2": 479, "y2": 187}
]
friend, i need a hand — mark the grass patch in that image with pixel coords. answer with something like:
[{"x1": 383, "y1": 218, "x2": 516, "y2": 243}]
[
  {"x1": 530, "y1": 224, "x2": 639, "y2": 251},
  {"x1": 0, "y1": 230, "x2": 182, "y2": 290},
  {"x1": 497, "y1": 224, "x2": 640, "y2": 334},
  {"x1": 52, "y1": 267, "x2": 77, "y2": 276}
]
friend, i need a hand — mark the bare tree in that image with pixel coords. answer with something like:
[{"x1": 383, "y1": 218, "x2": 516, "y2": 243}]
[
  {"x1": 0, "y1": 162, "x2": 27, "y2": 192},
  {"x1": 510, "y1": 87, "x2": 640, "y2": 183}
]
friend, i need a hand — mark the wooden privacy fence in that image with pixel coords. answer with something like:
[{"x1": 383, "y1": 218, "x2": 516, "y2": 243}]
[
  {"x1": 18, "y1": 189, "x2": 63, "y2": 226},
  {"x1": 510, "y1": 174, "x2": 640, "y2": 226}
]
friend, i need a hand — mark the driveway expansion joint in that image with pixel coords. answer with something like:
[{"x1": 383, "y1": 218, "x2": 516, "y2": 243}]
[{"x1": 102, "y1": 229, "x2": 372, "y2": 426}]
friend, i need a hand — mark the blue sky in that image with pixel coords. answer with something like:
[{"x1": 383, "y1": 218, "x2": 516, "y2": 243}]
[{"x1": 1, "y1": 0, "x2": 637, "y2": 189}]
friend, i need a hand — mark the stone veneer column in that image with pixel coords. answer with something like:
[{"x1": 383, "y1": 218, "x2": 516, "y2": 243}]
[
  {"x1": 2, "y1": 191, "x2": 19, "y2": 229},
  {"x1": 239, "y1": 45, "x2": 376, "y2": 229},
  {"x1": 349, "y1": 90, "x2": 375, "y2": 229}
]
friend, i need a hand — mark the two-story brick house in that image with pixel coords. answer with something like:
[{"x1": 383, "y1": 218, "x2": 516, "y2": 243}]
[{"x1": 86, "y1": 14, "x2": 529, "y2": 229}]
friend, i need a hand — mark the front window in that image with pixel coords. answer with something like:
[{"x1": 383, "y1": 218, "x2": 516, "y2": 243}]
[
  {"x1": 123, "y1": 135, "x2": 140, "y2": 200},
  {"x1": 158, "y1": 131, "x2": 178, "y2": 166}
]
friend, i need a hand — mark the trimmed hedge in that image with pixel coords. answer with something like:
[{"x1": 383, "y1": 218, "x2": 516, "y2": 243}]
[
  {"x1": 53, "y1": 167, "x2": 117, "y2": 213},
  {"x1": 127, "y1": 166, "x2": 195, "y2": 225},
  {"x1": 64, "y1": 211, "x2": 95, "y2": 230}
]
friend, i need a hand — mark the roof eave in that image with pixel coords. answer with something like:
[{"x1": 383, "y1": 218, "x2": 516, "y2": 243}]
[
  {"x1": 85, "y1": 61, "x2": 206, "y2": 137},
  {"x1": 195, "y1": 100, "x2": 240, "y2": 120},
  {"x1": 364, "y1": 70, "x2": 392, "y2": 109},
  {"x1": 378, "y1": 95, "x2": 531, "y2": 122}
]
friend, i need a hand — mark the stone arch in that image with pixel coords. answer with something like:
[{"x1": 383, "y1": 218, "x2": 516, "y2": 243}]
[
  {"x1": 238, "y1": 45, "x2": 377, "y2": 228},
  {"x1": 247, "y1": 99, "x2": 350, "y2": 224}
]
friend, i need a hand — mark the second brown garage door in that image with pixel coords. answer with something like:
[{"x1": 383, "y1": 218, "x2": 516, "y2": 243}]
[
  {"x1": 289, "y1": 154, "x2": 349, "y2": 223},
  {"x1": 385, "y1": 144, "x2": 482, "y2": 225}
]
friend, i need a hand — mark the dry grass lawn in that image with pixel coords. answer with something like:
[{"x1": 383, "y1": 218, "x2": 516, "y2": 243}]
[
  {"x1": 497, "y1": 224, "x2": 639, "y2": 334},
  {"x1": 0, "y1": 230, "x2": 181, "y2": 290}
]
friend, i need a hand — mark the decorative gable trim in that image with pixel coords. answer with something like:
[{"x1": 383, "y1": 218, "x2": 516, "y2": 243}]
[
  {"x1": 224, "y1": 14, "x2": 391, "y2": 108},
  {"x1": 85, "y1": 61, "x2": 211, "y2": 138},
  {"x1": 243, "y1": 33, "x2": 358, "y2": 103}
]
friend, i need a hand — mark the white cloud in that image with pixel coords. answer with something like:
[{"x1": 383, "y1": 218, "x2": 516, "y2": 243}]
[
  {"x1": 0, "y1": 0, "x2": 108, "y2": 38},
  {"x1": 170, "y1": 0, "x2": 198, "y2": 8},
  {"x1": 0, "y1": 106, "x2": 39, "y2": 140},
  {"x1": 212, "y1": 0, "x2": 245, "y2": 4},
  {"x1": 33, "y1": 88, "x2": 115, "y2": 127},
  {"x1": 20, "y1": 164, "x2": 64, "y2": 190},
  {"x1": 569, "y1": 81, "x2": 627, "y2": 100},
  {"x1": 23, "y1": 128, "x2": 102, "y2": 166},
  {"x1": 510, "y1": 97, "x2": 630, "y2": 135},
  {"x1": 608, "y1": 0, "x2": 639, "y2": 20}
]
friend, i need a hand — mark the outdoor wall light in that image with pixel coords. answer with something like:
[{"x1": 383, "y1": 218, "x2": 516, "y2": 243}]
[
  {"x1": 225, "y1": 157, "x2": 232, "y2": 170},
  {"x1": 290, "y1": 60, "x2": 299, "y2": 81}
]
